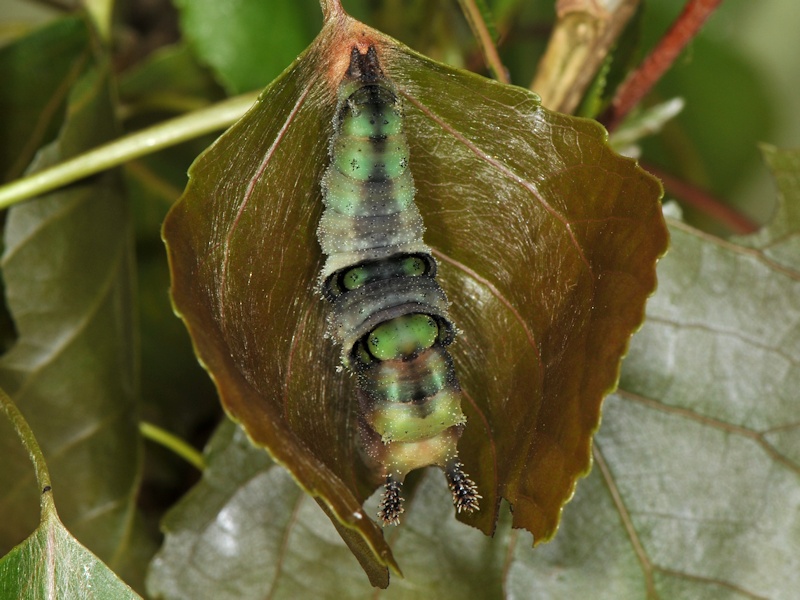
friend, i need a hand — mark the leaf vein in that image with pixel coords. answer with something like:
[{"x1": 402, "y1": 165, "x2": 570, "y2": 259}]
[
  {"x1": 218, "y1": 81, "x2": 315, "y2": 331},
  {"x1": 11, "y1": 229, "x2": 127, "y2": 398},
  {"x1": 431, "y1": 248, "x2": 543, "y2": 377},
  {"x1": 670, "y1": 219, "x2": 800, "y2": 282},
  {"x1": 655, "y1": 566, "x2": 770, "y2": 600},
  {"x1": 399, "y1": 89, "x2": 592, "y2": 273},
  {"x1": 266, "y1": 492, "x2": 305, "y2": 600},
  {"x1": 646, "y1": 315, "x2": 800, "y2": 371},
  {"x1": 594, "y1": 443, "x2": 658, "y2": 599}
]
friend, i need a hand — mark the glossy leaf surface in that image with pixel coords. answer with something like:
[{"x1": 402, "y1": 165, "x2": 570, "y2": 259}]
[
  {"x1": 155, "y1": 148, "x2": 798, "y2": 598},
  {"x1": 147, "y1": 420, "x2": 396, "y2": 597},
  {"x1": 163, "y1": 11, "x2": 667, "y2": 580},
  {"x1": 0, "y1": 16, "x2": 148, "y2": 588}
]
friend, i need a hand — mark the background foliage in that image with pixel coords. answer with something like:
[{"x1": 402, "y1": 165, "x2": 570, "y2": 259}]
[{"x1": 0, "y1": 0, "x2": 798, "y2": 598}]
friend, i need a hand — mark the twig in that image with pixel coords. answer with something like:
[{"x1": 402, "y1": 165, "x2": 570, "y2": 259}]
[
  {"x1": 645, "y1": 163, "x2": 759, "y2": 234},
  {"x1": 602, "y1": 0, "x2": 725, "y2": 131},
  {"x1": 457, "y1": 0, "x2": 510, "y2": 83},
  {"x1": 0, "y1": 92, "x2": 258, "y2": 209}
]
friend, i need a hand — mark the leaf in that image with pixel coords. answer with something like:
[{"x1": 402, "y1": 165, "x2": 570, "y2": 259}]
[
  {"x1": 154, "y1": 147, "x2": 800, "y2": 598},
  {"x1": 609, "y1": 98, "x2": 685, "y2": 157},
  {"x1": 162, "y1": 10, "x2": 666, "y2": 581},
  {"x1": 118, "y1": 43, "x2": 226, "y2": 117},
  {"x1": 147, "y1": 418, "x2": 511, "y2": 600},
  {"x1": 0, "y1": 16, "x2": 90, "y2": 182},
  {"x1": 0, "y1": 15, "x2": 152, "y2": 589},
  {"x1": 0, "y1": 387, "x2": 141, "y2": 600},
  {"x1": 173, "y1": 0, "x2": 321, "y2": 94},
  {"x1": 146, "y1": 420, "x2": 388, "y2": 598},
  {"x1": 393, "y1": 47, "x2": 666, "y2": 538},
  {"x1": 0, "y1": 510, "x2": 141, "y2": 600},
  {"x1": 735, "y1": 144, "x2": 800, "y2": 266}
]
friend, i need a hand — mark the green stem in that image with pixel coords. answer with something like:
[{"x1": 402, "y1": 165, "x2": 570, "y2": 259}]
[
  {"x1": 139, "y1": 421, "x2": 205, "y2": 471},
  {"x1": 0, "y1": 386, "x2": 54, "y2": 518},
  {"x1": 0, "y1": 91, "x2": 259, "y2": 210},
  {"x1": 457, "y1": 0, "x2": 509, "y2": 83}
]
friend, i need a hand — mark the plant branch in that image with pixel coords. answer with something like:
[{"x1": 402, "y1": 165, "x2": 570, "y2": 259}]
[
  {"x1": 457, "y1": 0, "x2": 509, "y2": 83},
  {"x1": 645, "y1": 163, "x2": 759, "y2": 234},
  {"x1": 602, "y1": 0, "x2": 724, "y2": 131},
  {"x1": 531, "y1": 0, "x2": 640, "y2": 113},
  {"x1": 0, "y1": 92, "x2": 259, "y2": 209}
]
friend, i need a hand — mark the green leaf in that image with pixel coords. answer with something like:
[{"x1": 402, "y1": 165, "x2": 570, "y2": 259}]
[
  {"x1": 146, "y1": 420, "x2": 386, "y2": 597},
  {"x1": 0, "y1": 511, "x2": 141, "y2": 600},
  {"x1": 735, "y1": 144, "x2": 800, "y2": 266},
  {"x1": 0, "y1": 17, "x2": 152, "y2": 589},
  {"x1": 118, "y1": 43, "x2": 226, "y2": 117},
  {"x1": 162, "y1": 10, "x2": 666, "y2": 581},
  {"x1": 173, "y1": 0, "x2": 321, "y2": 94},
  {"x1": 470, "y1": 0, "x2": 500, "y2": 43},
  {"x1": 147, "y1": 418, "x2": 512, "y2": 599},
  {"x1": 0, "y1": 16, "x2": 90, "y2": 182},
  {"x1": 0, "y1": 388, "x2": 141, "y2": 600},
  {"x1": 609, "y1": 97, "x2": 685, "y2": 156},
  {"x1": 119, "y1": 47, "x2": 224, "y2": 444},
  {"x1": 510, "y1": 144, "x2": 800, "y2": 598}
]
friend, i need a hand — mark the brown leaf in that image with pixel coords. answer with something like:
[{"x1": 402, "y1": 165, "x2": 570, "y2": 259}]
[{"x1": 163, "y1": 10, "x2": 667, "y2": 582}]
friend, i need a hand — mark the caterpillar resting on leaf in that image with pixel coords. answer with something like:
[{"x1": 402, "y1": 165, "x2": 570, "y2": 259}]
[{"x1": 317, "y1": 45, "x2": 480, "y2": 525}]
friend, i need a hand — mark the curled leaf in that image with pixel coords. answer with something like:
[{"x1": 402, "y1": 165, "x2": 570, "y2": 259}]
[{"x1": 163, "y1": 9, "x2": 667, "y2": 581}]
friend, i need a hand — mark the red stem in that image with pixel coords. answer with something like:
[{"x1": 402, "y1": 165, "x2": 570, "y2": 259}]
[
  {"x1": 644, "y1": 163, "x2": 759, "y2": 234},
  {"x1": 602, "y1": 0, "x2": 724, "y2": 132}
]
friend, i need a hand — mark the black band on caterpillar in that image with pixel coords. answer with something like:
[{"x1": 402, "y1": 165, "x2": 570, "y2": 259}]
[
  {"x1": 317, "y1": 45, "x2": 479, "y2": 525},
  {"x1": 323, "y1": 253, "x2": 436, "y2": 300},
  {"x1": 331, "y1": 275, "x2": 455, "y2": 366}
]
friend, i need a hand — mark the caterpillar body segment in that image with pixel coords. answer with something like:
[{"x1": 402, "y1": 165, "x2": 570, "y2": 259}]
[{"x1": 317, "y1": 46, "x2": 480, "y2": 525}]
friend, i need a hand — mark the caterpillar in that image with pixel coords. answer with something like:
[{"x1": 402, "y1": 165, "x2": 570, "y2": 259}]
[{"x1": 317, "y1": 45, "x2": 481, "y2": 526}]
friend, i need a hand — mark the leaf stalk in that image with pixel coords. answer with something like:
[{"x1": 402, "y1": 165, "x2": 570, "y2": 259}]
[
  {"x1": 0, "y1": 387, "x2": 55, "y2": 519},
  {"x1": 320, "y1": 0, "x2": 347, "y2": 22},
  {"x1": 140, "y1": 421, "x2": 206, "y2": 471},
  {"x1": 644, "y1": 163, "x2": 759, "y2": 234}
]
